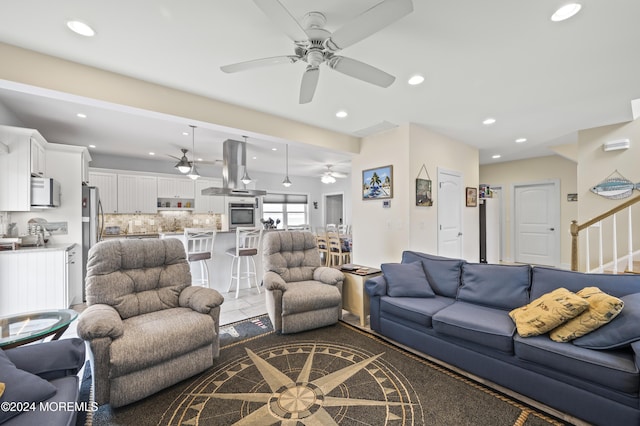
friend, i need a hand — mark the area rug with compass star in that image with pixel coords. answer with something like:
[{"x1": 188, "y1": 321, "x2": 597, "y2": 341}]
[{"x1": 90, "y1": 317, "x2": 566, "y2": 426}]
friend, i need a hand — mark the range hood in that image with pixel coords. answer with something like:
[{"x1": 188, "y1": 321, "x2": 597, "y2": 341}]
[{"x1": 201, "y1": 139, "x2": 267, "y2": 197}]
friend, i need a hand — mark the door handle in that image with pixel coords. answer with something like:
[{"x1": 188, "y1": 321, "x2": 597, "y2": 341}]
[
  {"x1": 457, "y1": 232, "x2": 463, "y2": 237},
  {"x1": 549, "y1": 228, "x2": 555, "y2": 231}
]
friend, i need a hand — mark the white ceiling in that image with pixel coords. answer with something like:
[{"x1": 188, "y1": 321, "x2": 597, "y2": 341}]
[{"x1": 1, "y1": 0, "x2": 639, "y2": 176}]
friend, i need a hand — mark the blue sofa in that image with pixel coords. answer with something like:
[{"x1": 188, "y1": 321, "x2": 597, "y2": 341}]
[
  {"x1": 366, "y1": 251, "x2": 640, "y2": 426},
  {"x1": 0, "y1": 338, "x2": 86, "y2": 426}
]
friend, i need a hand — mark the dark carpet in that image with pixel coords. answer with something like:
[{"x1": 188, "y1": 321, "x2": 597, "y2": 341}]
[{"x1": 86, "y1": 317, "x2": 566, "y2": 425}]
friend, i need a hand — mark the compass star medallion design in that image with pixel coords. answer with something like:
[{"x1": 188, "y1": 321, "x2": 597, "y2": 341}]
[{"x1": 164, "y1": 340, "x2": 423, "y2": 425}]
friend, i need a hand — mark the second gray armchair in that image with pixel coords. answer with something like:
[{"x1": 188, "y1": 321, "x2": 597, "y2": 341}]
[{"x1": 262, "y1": 230, "x2": 344, "y2": 334}]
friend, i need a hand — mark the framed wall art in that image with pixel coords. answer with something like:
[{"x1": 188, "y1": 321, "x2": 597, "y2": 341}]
[
  {"x1": 416, "y1": 178, "x2": 433, "y2": 206},
  {"x1": 362, "y1": 165, "x2": 393, "y2": 200},
  {"x1": 466, "y1": 187, "x2": 478, "y2": 207}
]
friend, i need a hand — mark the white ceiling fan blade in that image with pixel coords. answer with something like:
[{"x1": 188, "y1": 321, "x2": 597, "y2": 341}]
[
  {"x1": 324, "y1": 0, "x2": 413, "y2": 51},
  {"x1": 220, "y1": 55, "x2": 300, "y2": 73},
  {"x1": 300, "y1": 66, "x2": 320, "y2": 104},
  {"x1": 327, "y1": 56, "x2": 395, "y2": 88},
  {"x1": 253, "y1": 0, "x2": 309, "y2": 43},
  {"x1": 331, "y1": 171, "x2": 348, "y2": 178}
]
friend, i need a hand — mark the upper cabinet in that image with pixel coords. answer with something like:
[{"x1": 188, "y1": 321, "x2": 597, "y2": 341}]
[
  {"x1": 117, "y1": 174, "x2": 158, "y2": 214},
  {"x1": 30, "y1": 137, "x2": 46, "y2": 177},
  {"x1": 0, "y1": 125, "x2": 48, "y2": 211},
  {"x1": 195, "y1": 179, "x2": 225, "y2": 214},
  {"x1": 89, "y1": 171, "x2": 118, "y2": 213},
  {"x1": 157, "y1": 177, "x2": 195, "y2": 199}
]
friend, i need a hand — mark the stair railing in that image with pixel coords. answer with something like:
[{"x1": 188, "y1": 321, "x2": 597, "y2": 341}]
[{"x1": 571, "y1": 194, "x2": 640, "y2": 272}]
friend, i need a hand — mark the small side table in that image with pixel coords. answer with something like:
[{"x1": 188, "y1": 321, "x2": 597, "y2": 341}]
[
  {"x1": 0, "y1": 309, "x2": 78, "y2": 349},
  {"x1": 340, "y1": 265, "x2": 382, "y2": 327}
]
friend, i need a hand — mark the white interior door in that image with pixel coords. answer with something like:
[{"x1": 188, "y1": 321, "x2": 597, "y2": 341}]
[
  {"x1": 437, "y1": 168, "x2": 463, "y2": 258},
  {"x1": 324, "y1": 193, "x2": 344, "y2": 225},
  {"x1": 513, "y1": 180, "x2": 560, "y2": 266}
]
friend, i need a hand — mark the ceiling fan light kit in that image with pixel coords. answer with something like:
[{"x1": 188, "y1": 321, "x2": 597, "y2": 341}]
[
  {"x1": 321, "y1": 174, "x2": 336, "y2": 184},
  {"x1": 174, "y1": 148, "x2": 192, "y2": 174},
  {"x1": 221, "y1": 0, "x2": 414, "y2": 103}
]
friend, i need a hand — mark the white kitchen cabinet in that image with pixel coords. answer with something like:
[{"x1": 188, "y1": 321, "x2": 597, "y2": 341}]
[
  {"x1": 117, "y1": 174, "x2": 158, "y2": 214},
  {"x1": 30, "y1": 137, "x2": 46, "y2": 177},
  {"x1": 89, "y1": 171, "x2": 118, "y2": 213},
  {"x1": 195, "y1": 179, "x2": 225, "y2": 214},
  {"x1": 0, "y1": 248, "x2": 69, "y2": 316},
  {"x1": 66, "y1": 244, "x2": 82, "y2": 306},
  {"x1": 157, "y1": 177, "x2": 195, "y2": 198},
  {"x1": 0, "y1": 125, "x2": 48, "y2": 211}
]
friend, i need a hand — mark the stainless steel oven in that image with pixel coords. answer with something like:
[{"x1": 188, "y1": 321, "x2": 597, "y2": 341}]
[{"x1": 228, "y1": 203, "x2": 257, "y2": 229}]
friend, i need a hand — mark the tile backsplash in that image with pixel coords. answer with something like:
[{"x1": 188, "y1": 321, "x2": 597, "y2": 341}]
[{"x1": 104, "y1": 211, "x2": 221, "y2": 234}]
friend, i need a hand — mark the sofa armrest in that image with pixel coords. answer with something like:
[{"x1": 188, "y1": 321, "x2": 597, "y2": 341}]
[
  {"x1": 313, "y1": 267, "x2": 344, "y2": 285},
  {"x1": 631, "y1": 340, "x2": 640, "y2": 370},
  {"x1": 77, "y1": 304, "x2": 124, "y2": 340},
  {"x1": 179, "y1": 286, "x2": 224, "y2": 314},
  {"x1": 264, "y1": 271, "x2": 287, "y2": 291},
  {"x1": 365, "y1": 275, "x2": 388, "y2": 297},
  {"x1": 3, "y1": 338, "x2": 85, "y2": 380}
]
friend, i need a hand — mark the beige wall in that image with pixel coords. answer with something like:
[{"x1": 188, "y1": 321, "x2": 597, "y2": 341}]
[
  {"x1": 351, "y1": 123, "x2": 479, "y2": 267},
  {"x1": 480, "y1": 155, "x2": 577, "y2": 268},
  {"x1": 576, "y1": 119, "x2": 640, "y2": 270}
]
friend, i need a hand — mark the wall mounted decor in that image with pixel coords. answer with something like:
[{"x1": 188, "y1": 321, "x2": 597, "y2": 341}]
[
  {"x1": 466, "y1": 187, "x2": 478, "y2": 207},
  {"x1": 363, "y1": 165, "x2": 393, "y2": 200},
  {"x1": 590, "y1": 170, "x2": 640, "y2": 200},
  {"x1": 416, "y1": 164, "x2": 433, "y2": 206}
]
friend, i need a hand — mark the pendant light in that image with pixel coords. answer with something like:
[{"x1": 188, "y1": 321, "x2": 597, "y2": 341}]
[
  {"x1": 240, "y1": 136, "x2": 252, "y2": 185},
  {"x1": 282, "y1": 144, "x2": 292, "y2": 187},
  {"x1": 187, "y1": 125, "x2": 200, "y2": 180}
]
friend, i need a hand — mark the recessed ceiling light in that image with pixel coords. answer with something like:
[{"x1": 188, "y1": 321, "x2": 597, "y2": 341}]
[
  {"x1": 515, "y1": 138, "x2": 527, "y2": 143},
  {"x1": 149, "y1": 152, "x2": 155, "y2": 156},
  {"x1": 89, "y1": 144, "x2": 96, "y2": 148},
  {"x1": 551, "y1": 3, "x2": 582, "y2": 22},
  {"x1": 482, "y1": 118, "x2": 496, "y2": 125},
  {"x1": 272, "y1": 148, "x2": 278, "y2": 151},
  {"x1": 252, "y1": 156, "x2": 257, "y2": 160},
  {"x1": 66, "y1": 20, "x2": 95, "y2": 37},
  {"x1": 197, "y1": 158, "x2": 203, "y2": 162},
  {"x1": 76, "y1": 113, "x2": 86, "y2": 118},
  {"x1": 336, "y1": 110, "x2": 348, "y2": 119},
  {"x1": 492, "y1": 154, "x2": 501, "y2": 159},
  {"x1": 408, "y1": 74, "x2": 425, "y2": 85},
  {"x1": 182, "y1": 131, "x2": 189, "y2": 136}
]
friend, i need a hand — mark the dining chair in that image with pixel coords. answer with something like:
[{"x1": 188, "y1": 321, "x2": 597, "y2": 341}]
[
  {"x1": 327, "y1": 231, "x2": 351, "y2": 266},
  {"x1": 315, "y1": 232, "x2": 330, "y2": 266},
  {"x1": 184, "y1": 228, "x2": 216, "y2": 287},
  {"x1": 226, "y1": 226, "x2": 263, "y2": 298}
]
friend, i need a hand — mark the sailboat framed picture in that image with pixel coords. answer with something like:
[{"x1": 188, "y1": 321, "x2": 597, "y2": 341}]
[{"x1": 362, "y1": 165, "x2": 393, "y2": 200}]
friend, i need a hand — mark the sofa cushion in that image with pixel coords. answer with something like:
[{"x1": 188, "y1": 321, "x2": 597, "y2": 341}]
[
  {"x1": 509, "y1": 288, "x2": 588, "y2": 337},
  {"x1": 382, "y1": 261, "x2": 435, "y2": 298},
  {"x1": 281, "y1": 280, "x2": 342, "y2": 315},
  {"x1": 514, "y1": 335, "x2": 639, "y2": 394},
  {"x1": 402, "y1": 251, "x2": 463, "y2": 298},
  {"x1": 573, "y1": 292, "x2": 640, "y2": 349},
  {"x1": 0, "y1": 350, "x2": 57, "y2": 423},
  {"x1": 530, "y1": 266, "x2": 640, "y2": 300},
  {"x1": 380, "y1": 295, "x2": 455, "y2": 328},
  {"x1": 432, "y1": 302, "x2": 516, "y2": 353},
  {"x1": 110, "y1": 307, "x2": 215, "y2": 378},
  {"x1": 457, "y1": 263, "x2": 531, "y2": 310},
  {"x1": 550, "y1": 287, "x2": 624, "y2": 342}
]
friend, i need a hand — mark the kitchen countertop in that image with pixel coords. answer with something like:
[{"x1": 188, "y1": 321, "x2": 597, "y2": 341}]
[
  {"x1": 0, "y1": 242, "x2": 77, "y2": 254},
  {"x1": 101, "y1": 233, "x2": 160, "y2": 238}
]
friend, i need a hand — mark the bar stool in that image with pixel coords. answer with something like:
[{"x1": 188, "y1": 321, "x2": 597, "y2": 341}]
[
  {"x1": 184, "y1": 228, "x2": 216, "y2": 287},
  {"x1": 226, "y1": 226, "x2": 263, "y2": 298}
]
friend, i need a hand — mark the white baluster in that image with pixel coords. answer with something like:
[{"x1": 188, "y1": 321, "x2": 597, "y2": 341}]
[
  {"x1": 598, "y1": 222, "x2": 604, "y2": 273},
  {"x1": 629, "y1": 207, "x2": 634, "y2": 273},
  {"x1": 585, "y1": 225, "x2": 591, "y2": 273},
  {"x1": 612, "y1": 214, "x2": 618, "y2": 274}
]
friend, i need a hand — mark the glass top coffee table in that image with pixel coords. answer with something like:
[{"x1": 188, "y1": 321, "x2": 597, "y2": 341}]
[{"x1": 0, "y1": 309, "x2": 78, "y2": 349}]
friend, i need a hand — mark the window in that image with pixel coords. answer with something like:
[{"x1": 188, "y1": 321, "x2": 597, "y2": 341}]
[{"x1": 262, "y1": 193, "x2": 308, "y2": 228}]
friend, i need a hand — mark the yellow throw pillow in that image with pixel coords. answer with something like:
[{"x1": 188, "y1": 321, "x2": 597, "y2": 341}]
[
  {"x1": 509, "y1": 288, "x2": 589, "y2": 337},
  {"x1": 549, "y1": 287, "x2": 624, "y2": 342}
]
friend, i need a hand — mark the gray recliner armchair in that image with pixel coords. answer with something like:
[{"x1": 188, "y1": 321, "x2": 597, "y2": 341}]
[
  {"x1": 262, "y1": 231, "x2": 344, "y2": 334},
  {"x1": 77, "y1": 238, "x2": 224, "y2": 407}
]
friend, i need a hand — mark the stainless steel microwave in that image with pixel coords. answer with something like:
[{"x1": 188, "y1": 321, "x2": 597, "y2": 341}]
[{"x1": 31, "y1": 177, "x2": 61, "y2": 208}]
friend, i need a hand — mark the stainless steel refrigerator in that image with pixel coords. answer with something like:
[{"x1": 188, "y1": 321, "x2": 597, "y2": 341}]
[{"x1": 82, "y1": 185, "x2": 103, "y2": 300}]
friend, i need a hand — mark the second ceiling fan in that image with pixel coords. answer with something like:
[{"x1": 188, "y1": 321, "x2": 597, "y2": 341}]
[{"x1": 221, "y1": 0, "x2": 414, "y2": 103}]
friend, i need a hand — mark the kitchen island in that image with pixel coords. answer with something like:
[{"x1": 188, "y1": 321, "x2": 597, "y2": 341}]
[
  {"x1": 159, "y1": 230, "x2": 264, "y2": 295},
  {"x1": 0, "y1": 242, "x2": 81, "y2": 316}
]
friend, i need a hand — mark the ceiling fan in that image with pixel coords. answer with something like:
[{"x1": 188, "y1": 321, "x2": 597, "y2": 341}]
[
  {"x1": 167, "y1": 149, "x2": 221, "y2": 173},
  {"x1": 321, "y1": 165, "x2": 348, "y2": 184},
  {"x1": 220, "y1": 0, "x2": 414, "y2": 103}
]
